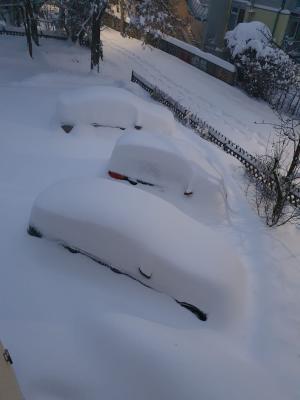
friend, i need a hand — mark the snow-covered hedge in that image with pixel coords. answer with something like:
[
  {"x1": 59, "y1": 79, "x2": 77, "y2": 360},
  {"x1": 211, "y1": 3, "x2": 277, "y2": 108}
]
[
  {"x1": 225, "y1": 22, "x2": 296, "y2": 99},
  {"x1": 28, "y1": 177, "x2": 246, "y2": 325},
  {"x1": 57, "y1": 86, "x2": 177, "y2": 135}
]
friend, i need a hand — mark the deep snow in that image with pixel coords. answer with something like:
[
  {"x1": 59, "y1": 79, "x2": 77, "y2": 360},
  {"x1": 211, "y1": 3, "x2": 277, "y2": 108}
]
[{"x1": 0, "y1": 30, "x2": 300, "y2": 400}]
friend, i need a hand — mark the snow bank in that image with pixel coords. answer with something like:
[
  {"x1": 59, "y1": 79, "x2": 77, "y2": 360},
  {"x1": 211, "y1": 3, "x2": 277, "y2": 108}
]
[
  {"x1": 28, "y1": 177, "x2": 246, "y2": 327},
  {"x1": 108, "y1": 130, "x2": 194, "y2": 192},
  {"x1": 57, "y1": 86, "x2": 177, "y2": 135}
]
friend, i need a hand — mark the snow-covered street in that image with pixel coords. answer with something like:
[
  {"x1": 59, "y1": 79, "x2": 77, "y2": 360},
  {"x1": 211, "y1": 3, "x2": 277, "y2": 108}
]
[{"x1": 1, "y1": 29, "x2": 300, "y2": 399}]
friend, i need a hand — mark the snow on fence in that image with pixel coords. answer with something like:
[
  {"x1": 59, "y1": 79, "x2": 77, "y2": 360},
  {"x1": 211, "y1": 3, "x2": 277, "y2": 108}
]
[
  {"x1": 131, "y1": 70, "x2": 300, "y2": 208},
  {"x1": 0, "y1": 28, "x2": 67, "y2": 40},
  {"x1": 155, "y1": 37, "x2": 236, "y2": 86}
]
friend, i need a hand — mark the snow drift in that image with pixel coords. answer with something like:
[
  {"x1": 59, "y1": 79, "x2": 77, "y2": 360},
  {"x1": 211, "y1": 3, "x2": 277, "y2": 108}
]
[
  {"x1": 57, "y1": 86, "x2": 177, "y2": 135},
  {"x1": 28, "y1": 177, "x2": 246, "y2": 327}
]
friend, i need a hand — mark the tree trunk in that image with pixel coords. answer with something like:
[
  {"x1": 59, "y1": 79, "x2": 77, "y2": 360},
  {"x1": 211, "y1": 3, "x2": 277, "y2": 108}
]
[
  {"x1": 120, "y1": 0, "x2": 125, "y2": 36},
  {"x1": 24, "y1": 0, "x2": 39, "y2": 46},
  {"x1": 287, "y1": 139, "x2": 300, "y2": 180},
  {"x1": 21, "y1": 5, "x2": 33, "y2": 58},
  {"x1": 90, "y1": 4, "x2": 106, "y2": 72}
]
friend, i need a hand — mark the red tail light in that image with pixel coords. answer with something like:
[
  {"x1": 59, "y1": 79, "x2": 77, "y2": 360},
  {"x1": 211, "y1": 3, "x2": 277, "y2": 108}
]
[{"x1": 108, "y1": 171, "x2": 127, "y2": 180}]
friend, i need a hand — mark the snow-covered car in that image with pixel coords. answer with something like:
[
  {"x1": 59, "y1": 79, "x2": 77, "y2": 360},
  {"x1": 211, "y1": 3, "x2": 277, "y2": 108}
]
[
  {"x1": 108, "y1": 130, "x2": 228, "y2": 224},
  {"x1": 0, "y1": 340, "x2": 23, "y2": 400},
  {"x1": 57, "y1": 86, "x2": 177, "y2": 135},
  {"x1": 108, "y1": 130, "x2": 195, "y2": 195},
  {"x1": 28, "y1": 177, "x2": 245, "y2": 325}
]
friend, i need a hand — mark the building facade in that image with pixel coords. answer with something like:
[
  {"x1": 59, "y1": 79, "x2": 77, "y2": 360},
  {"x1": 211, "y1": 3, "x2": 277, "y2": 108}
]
[
  {"x1": 228, "y1": 0, "x2": 300, "y2": 46},
  {"x1": 177, "y1": 0, "x2": 300, "y2": 56}
]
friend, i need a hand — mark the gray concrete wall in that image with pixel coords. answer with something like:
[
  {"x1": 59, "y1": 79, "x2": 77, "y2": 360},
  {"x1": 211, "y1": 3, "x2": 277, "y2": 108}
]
[{"x1": 204, "y1": 0, "x2": 232, "y2": 51}]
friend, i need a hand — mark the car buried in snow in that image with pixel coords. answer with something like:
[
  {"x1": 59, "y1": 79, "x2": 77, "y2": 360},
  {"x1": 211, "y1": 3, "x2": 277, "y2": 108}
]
[
  {"x1": 57, "y1": 86, "x2": 177, "y2": 135},
  {"x1": 28, "y1": 177, "x2": 246, "y2": 326},
  {"x1": 107, "y1": 130, "x2": 195, "y2": 195}
]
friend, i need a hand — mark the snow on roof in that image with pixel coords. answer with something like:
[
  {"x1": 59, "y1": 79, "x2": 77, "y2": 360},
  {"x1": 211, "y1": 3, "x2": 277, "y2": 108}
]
[{"x1": 163, "y1": 35, "x2": 236, "y2": 73}]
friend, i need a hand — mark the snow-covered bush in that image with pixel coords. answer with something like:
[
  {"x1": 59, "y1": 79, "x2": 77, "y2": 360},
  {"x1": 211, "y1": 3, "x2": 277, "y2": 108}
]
[{"x1": 225, "y1": 22, "x2": 296, "y2": 100}]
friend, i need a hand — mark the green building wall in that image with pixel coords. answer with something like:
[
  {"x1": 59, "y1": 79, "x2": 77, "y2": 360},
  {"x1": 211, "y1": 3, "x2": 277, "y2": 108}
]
[{"x1": 245, "y1": 7, "x2": 290, "y2": 45}]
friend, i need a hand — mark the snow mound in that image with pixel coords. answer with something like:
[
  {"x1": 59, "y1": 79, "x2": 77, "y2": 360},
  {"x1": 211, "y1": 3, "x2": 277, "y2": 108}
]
[
  {"x1": 28, "y1": 177, "x2": 246, "y2": 327},
  {"x1": 57, "y1": 86, "x2": 177, "y2": 135},
  {"x1": 108, "y1": 130, "x2": 194, "y2": 192},
  {"x1": 225, "y1": 21, "x2": 272, "y2": 58}
]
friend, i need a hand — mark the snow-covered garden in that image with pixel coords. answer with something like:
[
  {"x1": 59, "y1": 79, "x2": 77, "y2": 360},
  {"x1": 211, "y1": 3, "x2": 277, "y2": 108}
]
[{"x1": 1, "y1": 27, "x2": 300, "y2": 400}]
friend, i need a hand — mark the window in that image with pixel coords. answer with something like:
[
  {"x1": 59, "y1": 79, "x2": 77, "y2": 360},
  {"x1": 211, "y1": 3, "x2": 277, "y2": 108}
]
[
  {"x1": 228, "y1": 7, "x2": 245, "y2": 30},
  {"x1": 237, "y1": 9, "x2": 245, "y2": 24},
  {"x1": 287, "y1": 19, "x2": 300, "y2": 39}
]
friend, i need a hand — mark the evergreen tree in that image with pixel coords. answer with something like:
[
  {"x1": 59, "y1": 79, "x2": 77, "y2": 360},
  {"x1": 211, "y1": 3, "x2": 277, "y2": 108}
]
[
  {"x1": 124, "y1": 0, "x2": 183, "y2": 40},
  {"x1": 4, "y1": 0, "x2": 182, "y2": 71}
]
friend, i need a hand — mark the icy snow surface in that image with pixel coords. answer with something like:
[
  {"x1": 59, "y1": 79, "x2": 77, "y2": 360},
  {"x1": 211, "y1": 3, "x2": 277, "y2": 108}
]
[{"x1": 0, "y1": 30, "x2": 300, "y2": 400}]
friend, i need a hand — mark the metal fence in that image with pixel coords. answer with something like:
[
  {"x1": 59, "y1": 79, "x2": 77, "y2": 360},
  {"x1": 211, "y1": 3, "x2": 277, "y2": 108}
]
[
  {"x1": 0, "y1": 28, "x2": 67, "y2": 40},
  {"x1": 131, "y1": 70, "x2": 300, "y2": 208},
  {"x1": 272, "y1": 88, "x2": 300, "y2": 118}
]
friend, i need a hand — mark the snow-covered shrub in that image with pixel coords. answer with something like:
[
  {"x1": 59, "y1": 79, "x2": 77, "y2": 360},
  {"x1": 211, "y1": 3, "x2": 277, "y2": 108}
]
[{"x1": 225, "y1": 22, "x2": 296, "y2": 100}]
